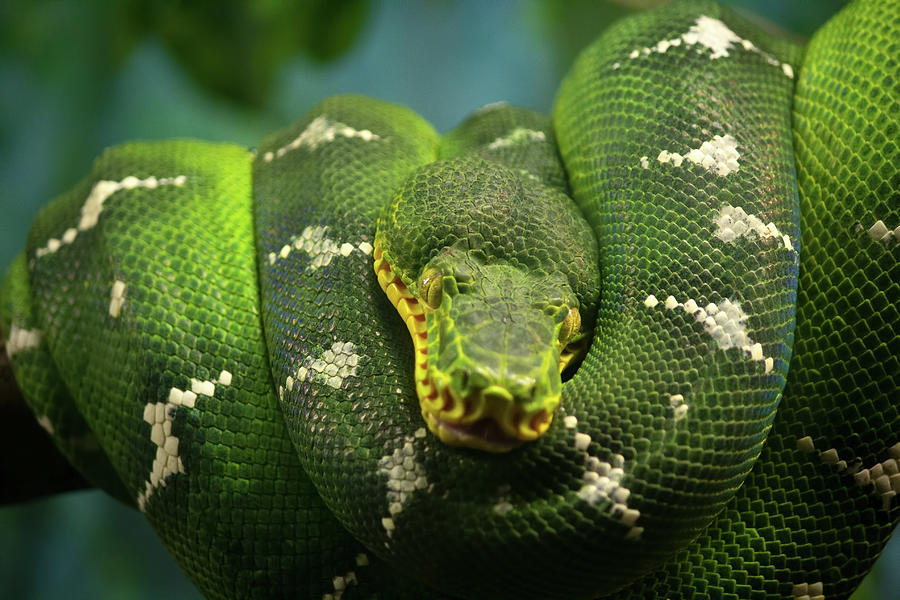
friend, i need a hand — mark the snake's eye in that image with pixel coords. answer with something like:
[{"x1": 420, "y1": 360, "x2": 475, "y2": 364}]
[
  {"x1": 559, "y1": 307, "x2": 581, "y2": 346},
  {"x1": 419, "y1": 267, "x2": 443, "y2": 310}
]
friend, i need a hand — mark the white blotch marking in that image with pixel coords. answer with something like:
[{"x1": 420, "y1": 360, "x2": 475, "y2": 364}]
[
  {"x1": 855, "y1": 445, "x2": 900, "y2": 511},
  {"x1": 669, "y1": 394, "x2": 689, "y2": 422},
  {"x1": 802, "y1": 438, "x2": 900, "y2": 511},
  {"x1": 137, "y1": 372, "x2": 231, "y2": 511},
  {"x1": 657, "y1": 149, "x2": 684, "y2": 167},
  {"x1": 782, "y1": 235, "x2": 794, "y2": 251},
  {"x1": 474, "y1": 101, "x2": 510, "y2": 114},
  {"x1": 35, "y1": 176, "x2": 187, "y2": 258},
  {"x1": 268, "y1": 225, "x2": 373, "y2": 269},
  {"x1": 263, "y1": 115, "x2": 380, "y2": 162},
  {"x1": 640, "y1": 156, "x2": 649, "y2": 169},
  {"x1": 570, "y1": 422, "x2": 641, "y2": 539},
  {"x1": 645, "y1": 294, "x2": 773, "y2": 373},
  {"x1": 714, "y1": 204, "x2": 793, "y2": 250},
  {"x1": 279, "y1": 226, "x2": 336, "y2": 268},
  {"x1": 493, "y1": 484, "x2": 514, "y2": 516},
  {"x1": 621, "y1": 15, "x2": 793, "y2": 78},
  {"x1": 218, "y1": 370, "x2": 232, "y2": 386},
  {"x1": 574, "y1": 432, "x2": 591, "y2": 452},
  {"x1": 493, "y1": 501, "x2": 514, "y2": 516},
  {"x1": 108, "y1": 279, "x2": 126, "y2": 318},
  {"x1": 5, "y1": 324, "x2": 42, "y2": 357},
  {"x1": 683, "y1": 15, "x2": 742, "y2": 59},
  {"x1": 797, "y1": 436, "x2": 816, "y2": 454},
  {"x1": 191, "y1": 378, "x2": 216, "y2": 397},
  {"x1": 820, "y1": 448, "x2": 840, "y2": 465},
  {"x1": 657, "y1": 134, "x2": 740, "y2": 176},
  {"x1": 867, "y1": 219, "x2": 900, "y2": 245},
  {"x1": 890, "y1": 443, "x2": 900, "y2": 459},
  {"x1": 37, "y1": 415, "x2": 55, "y2": 435},
  {"x1": 378, "y1": 428, "x2": 430, "y2": 537},
  {"x1": 793, "y1": 581, "x2": 825, "y2": 600},
  {"x1": 487, "y1": 128, "x2": 547, "y2": 151},
  {"x1": 290, "y1": 341, "x2": 361, "y2": 390},
  {"x1": 323, "y1": 554, "x2": 371, "y2": 600}
]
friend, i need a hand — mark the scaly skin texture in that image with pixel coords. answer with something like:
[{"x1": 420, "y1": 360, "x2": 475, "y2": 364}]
[
  {"x1": 375, "y1": 107, "x2": 600, "y2": 451},
  {"x1": 0, "y1": 1, "x2": 897, "y2": 599}
]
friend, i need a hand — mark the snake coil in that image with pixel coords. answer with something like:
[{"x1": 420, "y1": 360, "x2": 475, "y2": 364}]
[{"x1": 1, "y1": 1, "x2": 897, "y2": 598}]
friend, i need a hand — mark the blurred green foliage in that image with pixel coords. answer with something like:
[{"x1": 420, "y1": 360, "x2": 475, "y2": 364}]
[
  {"x1": 119, "y1": 0, "x2": 370, "y2": 105},
  {"x1": 538, "y1": 0, "x2": 850, "y2": 73},
  {"x1": 0, "y1": 1, "x2": 894, "y2": 598},
  {"x1": 2, "y1": 0, "x2": 370, "y2": 106}
]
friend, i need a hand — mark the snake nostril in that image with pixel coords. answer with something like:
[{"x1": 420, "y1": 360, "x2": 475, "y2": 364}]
[
  {"x1": 440, "y1": 387, "x2": 454, "y2": 412},
  {"x1": 463, "y1": 396, "x2": 475, "y2": 418}
]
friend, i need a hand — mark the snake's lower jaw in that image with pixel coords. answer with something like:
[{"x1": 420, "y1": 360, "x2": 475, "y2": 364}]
[
  {"x1": 418, "y1": 376, "x2": 558, "y2": 452},
  {"x1": 422, "y1": 410, "x2": 525, "y2": 453}
]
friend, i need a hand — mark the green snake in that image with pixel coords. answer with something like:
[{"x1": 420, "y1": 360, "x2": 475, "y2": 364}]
[{"x1": 1, "y1": 1, "x2": 897, "y2": 598}]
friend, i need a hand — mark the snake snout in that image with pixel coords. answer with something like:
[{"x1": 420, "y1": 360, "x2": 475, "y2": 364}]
[
  {"x1": 422, "y1": 372, "x2": 558, "y2": 452},
  {"x1": 426, "y1": 355, "x2": 561, "y2": 447}
]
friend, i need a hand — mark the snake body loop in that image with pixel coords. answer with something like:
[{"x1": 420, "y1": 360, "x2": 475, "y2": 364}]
[{"x1": 1, "y1": 1, "x2": 897, "y2": 598}]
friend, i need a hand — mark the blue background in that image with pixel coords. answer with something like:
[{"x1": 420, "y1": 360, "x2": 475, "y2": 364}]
[{"x1": 0, "y1": 1, "x2": 895, "y2": 598}]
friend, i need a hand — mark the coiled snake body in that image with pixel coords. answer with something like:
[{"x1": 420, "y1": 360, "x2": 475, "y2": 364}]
[{"x1": 1, "y1": 1, "x2": 897, "y2": 598}]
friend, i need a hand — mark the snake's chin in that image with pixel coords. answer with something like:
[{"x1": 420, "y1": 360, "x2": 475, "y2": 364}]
[{"x1": 422, "y1": 409, "x2": 523, "y2": 453}]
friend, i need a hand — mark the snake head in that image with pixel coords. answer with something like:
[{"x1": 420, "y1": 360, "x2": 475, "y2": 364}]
[
  {"x1": 426, "y1": 249, "x2": 586, "y2": 450},
  {"x1": 374, "y1": 156, "x2": 599, "y2": 452}
]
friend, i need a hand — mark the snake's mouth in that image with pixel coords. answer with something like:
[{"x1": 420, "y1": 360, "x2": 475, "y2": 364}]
[
  {"x1": 374, "y1": 241, "x2": 554, "y2": 453},
  {"x1": 419, "y1": 376, "x2": 554, "y2": 453},
  {"x1": 424, "y1": 412, "x2": 524, "y2": 453}
]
